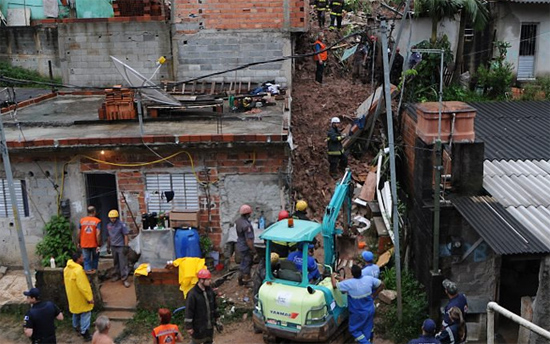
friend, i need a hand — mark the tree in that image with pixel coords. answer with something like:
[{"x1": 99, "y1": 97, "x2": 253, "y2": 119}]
[{"x1": 454, "y1": 0, "x2": 489, "y2": 79}]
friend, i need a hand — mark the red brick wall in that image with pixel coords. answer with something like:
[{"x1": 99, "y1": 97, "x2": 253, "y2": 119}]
[
  {"x1": 173, "y1": 0, "x2": 308, "y2": 31},
  {"x1": 79, "y1": 146, "x2": 288, "y2": 249},
  {"x1": 401, "y1": 111, "x2": 417, "y2": 197}
]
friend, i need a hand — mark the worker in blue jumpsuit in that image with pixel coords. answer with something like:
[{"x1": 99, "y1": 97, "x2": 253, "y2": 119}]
[
  {"x1": 361, "y1": 251, "x2": 380, "y2": 278},
  {"x1": 288, "y1": 243, "x2": 321, "y2": 281},
  {"x1": 442, "y1": 279, "x2": 468, "y2": 326},
  {"x1": 331, "y1": 265, "x2": 384, "y2": 344},
  {"x1": 408, "y1": 318, "x2": 441, "y2": 344}
]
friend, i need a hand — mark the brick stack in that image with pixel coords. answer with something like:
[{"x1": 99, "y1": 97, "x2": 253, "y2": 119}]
[
  {"x1": 112, "y1": 0, "x2": 168, "y2": 17},
  {"x1": 98, "y1": 87, "x2": 137, "y2": 120}
]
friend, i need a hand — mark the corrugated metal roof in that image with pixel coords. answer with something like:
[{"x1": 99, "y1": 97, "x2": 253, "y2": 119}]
[
  {"x1": 483, "y1": 159, "x2": 550, "y2": 252},
  {"x1": 507, "y1": 0, "x2": 550, "y2": 3},
  {"x1": 468, "y1": 101, "x2": 550, "y2": 160},
  {"x1": 452, "y1": 196, "x2": 550, "y2": 255}
]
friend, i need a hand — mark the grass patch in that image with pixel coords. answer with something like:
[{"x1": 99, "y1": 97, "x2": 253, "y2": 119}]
[{"x1": 0, "y1": 60, "x2": 62, "y2": 87}]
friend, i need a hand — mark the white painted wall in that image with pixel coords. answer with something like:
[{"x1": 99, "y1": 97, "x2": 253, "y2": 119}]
[{"x1": 495, "y1": 2, "x2": 550, "y2": 78}]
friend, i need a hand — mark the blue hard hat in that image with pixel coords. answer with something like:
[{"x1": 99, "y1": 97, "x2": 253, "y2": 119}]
[{"x1": 362, "y1": 251, "x2": 374, "y2": 262}]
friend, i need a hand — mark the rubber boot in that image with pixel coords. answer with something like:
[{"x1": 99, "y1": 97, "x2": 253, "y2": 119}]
[{"x1": 242, "y1": 274, "x2": 252, "y2": 288}]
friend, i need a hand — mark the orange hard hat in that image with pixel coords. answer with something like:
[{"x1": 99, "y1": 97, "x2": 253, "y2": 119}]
[
  {"x1": 239, "y1": 204, "x2": 252, "y2": 215},
  {"x1": 358, "y1": 241, "x2": 367, "y2": 249},
  {"x1": 278, "y1": 210, "x2": 290, "y2": 221},
  {"x1": 197, "y1": 269, "x2": 211, "y2": 279}
]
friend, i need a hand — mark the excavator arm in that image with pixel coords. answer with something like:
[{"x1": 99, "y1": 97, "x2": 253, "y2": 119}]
[{"x1": 322, "y1": 168, "x2": 354, "y2": 269}]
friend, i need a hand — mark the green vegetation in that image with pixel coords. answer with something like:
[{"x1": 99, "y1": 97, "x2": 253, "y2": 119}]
[
  {"x1": 520, "y1": 76, "x2": 550, "y2": 101},
  {"x1": 0, "y1": 61, "x2": 61, "y2": 87},
  {"x1": 379, "y1": 267, "x2": 429, "y2": 344},
  {"x1": 475, "y1": 41, "x2": 514, "y2": 100},
  {"x1": 36, "y1": 216, "x2": 77, "y2": 267},
  {"x1": 200, "y1": 235, "x2": 213, "y2": 257}
]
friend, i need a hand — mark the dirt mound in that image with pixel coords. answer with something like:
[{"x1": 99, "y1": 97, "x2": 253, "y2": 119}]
[{"x1": 291, "y1": 30, "x2": 377, "y2": 220}]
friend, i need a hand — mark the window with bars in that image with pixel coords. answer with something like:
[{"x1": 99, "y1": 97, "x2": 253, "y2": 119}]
[
  {"x1": 0, "y1": 180, "x2": 30, "y2": 217},
  {"x1": 519, "y1": 23, "x2": 537, "y2": 56},
  {"x1": 145, "y1": 173, "x2": 199, "y2": 213}
]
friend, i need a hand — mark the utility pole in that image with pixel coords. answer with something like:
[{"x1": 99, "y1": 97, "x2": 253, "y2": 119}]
[
  {"x1": 411, "y1": 48, "x2": 445, "y2": 273},
  {"x1": 380, "y1": 19, "x2": 403, "y2": 321},
  {"x1": 0, "y1": 90, "x2": 33, "y2": 289}
]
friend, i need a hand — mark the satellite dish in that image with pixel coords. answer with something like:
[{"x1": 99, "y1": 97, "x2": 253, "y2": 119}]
[{"x1": 110, "y1": 56, "x2": 181, "y2": 106}]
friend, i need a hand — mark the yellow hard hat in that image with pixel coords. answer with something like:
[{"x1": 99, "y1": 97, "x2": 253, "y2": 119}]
[
  {"x1": 108, "y1": 209, "x2": 119, "y2": 218},
  {"x1": 296, "y1": 200, "x2": 308, "y2": 211},
  {"x1": 271, "y1": 252, "x2": 280, "y2": 264}
]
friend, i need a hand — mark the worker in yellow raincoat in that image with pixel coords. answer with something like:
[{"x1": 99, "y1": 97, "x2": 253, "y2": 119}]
[{"x1": 64, "y1": 249, "x2": 94, "y2": 341}]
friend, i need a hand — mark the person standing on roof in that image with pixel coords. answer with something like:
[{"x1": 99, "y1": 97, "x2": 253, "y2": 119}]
[
  {"x1": 331, "y1": 265, "x2": 384, "y2": 344},
  {"x1": 313, "y1": 0, "x2": 328, "y2": 28},
  {"x1": 408, "y1": 319, "x2": 441, "y2": 344},
  {"x1": 327, "y1": 117, "x2": 348, "y2": 179},
  {"x1": 106, "y1": 209, "x2": 131, "y2": 288},
  {"x1": 236, "y1": 204, "x2": 257, "y2": 287},
  {"x1": 78, "y1": 205, "x2": 101, "y2": 272},
  {"x1": 64, "y1": 249, "x2": 94, "y2": 342},
  {"x1": 23, "y1": 287, "x2": 64, "y2": 344},
  {"x1": 184, "y1": 269, "x2": 222, "y2": 344},
  {"x1": 292, "y1": 200, "x2": 310, "y2": 220},
  {"x1": 288, "y1": 243, "x2": 321, "y2": 282},
  {"x1": 442, "y1": 280, "x2": 468, "y2": 329},
  {"x1": 328, "y1": 0, "x2": 343, "y2": 29},
  {"x1": 361, "y1": 251, "x2": 380, "y2": 278},
  {"x1": 313, "y1": 32, "x2": 328, "y2": 84}
]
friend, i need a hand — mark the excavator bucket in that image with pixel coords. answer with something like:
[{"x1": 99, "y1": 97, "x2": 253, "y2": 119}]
[{"x1": 336, "y1": 234, "x2": 358, "y2": 268}]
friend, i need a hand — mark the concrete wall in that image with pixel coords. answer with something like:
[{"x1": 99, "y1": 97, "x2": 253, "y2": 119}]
[
  {"x1": 494, "y1": 3, "x2": 550, "y2": 78},
  {"x1": 395, "y1": 17, "x2": 460, "y2": 60},
  {"x1": 0, "y1": 25, "x2": 61, "y2": 78},
  {"x1": 173, "y1": 30, "x2": 292, "y2": 87},
  {"x1": 57, "y1": 20, "x2": 172, "y2": 87}
]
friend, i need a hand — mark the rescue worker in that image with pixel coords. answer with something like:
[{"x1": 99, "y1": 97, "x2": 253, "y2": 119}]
[
  {"x1": 329, "y1": 0, "x2": 343, "y2": 29},
  {"x1": 292, "y1": 200, "x2": 310, "y2": 220},
  {"x1": 314, "y1": 0, "x2": 328, "y2": 28},
  {"x1": 78, "y1": 205, "x2": 101, "y2": 272},
  {"x1": 272, "y1": 210, "x2": 292, "y2": 257},
  {"x1": 313, "y1": 32, "x2": 328, "y2": 84},
  {"x1": 152, "y1": 308, "x2": 183, "y2": 343},
  {"x1": 391, "y1": 47, "x2": 404, "y2": 85},
  {"x1": 408, "y1": 319, "x2": 441, "y2": 344},
  {"x1": 331, "y1": 265, "x2": 384, "y2": 344},
  {"x1": 352, "y1": 36, "x2": 369, "y2": 85},
  {"x1": 288, "y1": 243, "x2": 321, "y2": 282},
  {"x1": 361, "y1": 251, "x2": 380, "y2": 278},
  {"x1": 442, "y1": 279, "x2": 468, "y2": 332},
  {"x1": 184, "y1": 269, "x2": 223, "y2": 344},
  {"x1": 23, "y1": 287, "x2": 64, "y2": 344},
  {"x1": 253, "y1": 252, "x2": 281, "y2": 297},
  {"x1": 327, "y1": 117, "x2": 348, "y2": 178},
  {"x1": 106, "y1": 209, "x2": 131, "y2": 288},
  {"x1": 436, "y1": 307, "x2": 466, "y2": 344},
  {"x1": 64, "y1": 249, "x2": 94, "y2": 342},
  {"x1": 236, "y1": 204, "x2": 257, "y2": 287}
]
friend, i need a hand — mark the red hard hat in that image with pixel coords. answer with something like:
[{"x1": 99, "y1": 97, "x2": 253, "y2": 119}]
[
  {"x1": 197, "y1": 269, "x2": 211, "y2": 279},
  {"x1": 278, "y1": 210, "x2": 290, "y2": 221},
  {"x1": 239, "y1": 204, "x2": 252, "y2": 215}
]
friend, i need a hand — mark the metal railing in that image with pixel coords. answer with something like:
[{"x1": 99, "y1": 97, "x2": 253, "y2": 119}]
[{"x1": 487, "y1": 301, "x2": 550, "y2": 344}]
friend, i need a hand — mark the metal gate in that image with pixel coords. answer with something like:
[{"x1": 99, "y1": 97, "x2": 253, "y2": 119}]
[{"x1": 517, "y1": 23, "x2": 537, "y2": 80}]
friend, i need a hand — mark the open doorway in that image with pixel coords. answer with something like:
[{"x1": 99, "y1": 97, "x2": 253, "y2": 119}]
[{"x1": 85, "y1": 173, "x2": 118, "y2": 245}]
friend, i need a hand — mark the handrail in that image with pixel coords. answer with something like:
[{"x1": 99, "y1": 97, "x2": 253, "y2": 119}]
[{"x1": 487, "y1": 301, "x2": 550, "y2": 344}]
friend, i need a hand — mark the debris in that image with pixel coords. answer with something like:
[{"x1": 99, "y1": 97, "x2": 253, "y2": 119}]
[
  {"x1": 378, "y1": 289, "x2": 398, "y2": 304},
  {"x1": 353, "y1": 215, "x2": 371, "y2": 233},
  {"x1": 0, "y1": 266, "x2": 7, "y2": 278},
  {"x1": 376, "y1": 248, "x2": 394, "y2": 269}
]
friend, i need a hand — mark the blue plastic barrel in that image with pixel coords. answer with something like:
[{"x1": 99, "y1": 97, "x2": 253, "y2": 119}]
[{"x1": 174, "y1": 227, "x2": 202, "y2": 258}]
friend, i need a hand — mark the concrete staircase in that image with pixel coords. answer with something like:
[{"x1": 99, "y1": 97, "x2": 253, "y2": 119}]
[{"x1": 98, "y1": 306, "x2": 136, "y2": 339}]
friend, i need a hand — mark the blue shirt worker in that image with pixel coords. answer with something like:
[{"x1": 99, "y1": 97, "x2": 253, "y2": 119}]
[
  {"x1": 361, "y1": 251, "x2": 380, "y2": 278},
  {"x1": 23, "y1": 287, "x2": 64, "y2": 344},
  {"x1": 442, "y1": 279, "x2": 468, "y2": 326},
  {"x1": 287, "y1": 244, "x2": 321, "y2": 281},
  {"x1": 408, "y1": 318, "x2": 441, "y2": 344},
  {"x1": 331, "y1": 265, "x2": 384, "y2": 344},
  {"x1": 236, "y1": 204, "x2": 257, "y2": 287},
  {"x1": 106, "y1": 209, "x2": 131, "y2": 288}
]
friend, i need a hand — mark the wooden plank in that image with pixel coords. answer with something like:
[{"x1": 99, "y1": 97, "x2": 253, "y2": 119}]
[
  {"x1": 372, "y1": 216, "x2": 388, "y2": 237},
  {"x1": 359, "y1": 171, "x2": 377, "y2": 202}
]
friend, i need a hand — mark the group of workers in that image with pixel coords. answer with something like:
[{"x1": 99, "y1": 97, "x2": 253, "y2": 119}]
[
  {"x1": 313, "y1": 0, "x2": 344, "y2": 30},
  {"x1": 408, "y1": 279, "x2": 469, "y2": 344}
]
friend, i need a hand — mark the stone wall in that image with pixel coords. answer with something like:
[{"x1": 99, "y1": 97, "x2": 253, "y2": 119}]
[{"x1": 134, "y1": 268, "x2": 183, "y2": 310}]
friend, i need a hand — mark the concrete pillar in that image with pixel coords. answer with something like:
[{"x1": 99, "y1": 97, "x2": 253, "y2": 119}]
[{"x1": 529, "y1": 256, "x2": 550, "y2": 344}]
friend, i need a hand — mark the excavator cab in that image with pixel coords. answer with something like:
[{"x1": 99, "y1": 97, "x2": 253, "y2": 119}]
[{"x1": 253, "y1": 219, "x2": 348, "y2": 343}]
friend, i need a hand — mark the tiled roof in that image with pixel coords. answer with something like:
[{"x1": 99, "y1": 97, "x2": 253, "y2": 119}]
[
  {"x1": 468, "y1": 101, "x2": 550, "y2": 160},
  {"x1": 452, "y1": 196, "x2": 550, "y2": 255}
]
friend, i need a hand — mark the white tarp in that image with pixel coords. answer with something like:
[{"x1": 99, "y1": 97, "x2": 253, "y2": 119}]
[
  {"x1": 43, "y1": 0, "x2": 59, "y2": 18},
  {"x1": 135, "y1": 228, "x2": 176, "y2": 268},
  {"x1": 7, "y1": 8, "x2": 31, "y2": 26}
]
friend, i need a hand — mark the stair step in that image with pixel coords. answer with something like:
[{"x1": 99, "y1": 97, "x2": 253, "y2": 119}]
[
  {"x1": 99, "y1": 310, "x2": 135, "y2": 321},
  {"x1": 103, "y1": 303, "x2": 136, "y2": 312}
]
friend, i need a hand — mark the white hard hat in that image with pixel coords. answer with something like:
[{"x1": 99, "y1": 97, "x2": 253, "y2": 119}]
[{"x1": 331, "y1": 117, "x2": 341, "y2": 124}]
